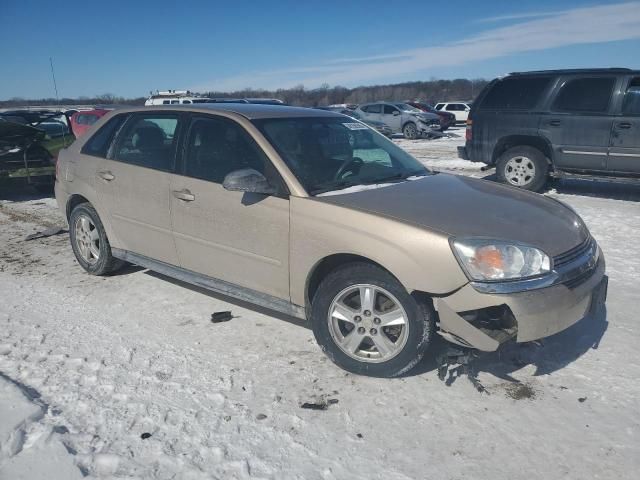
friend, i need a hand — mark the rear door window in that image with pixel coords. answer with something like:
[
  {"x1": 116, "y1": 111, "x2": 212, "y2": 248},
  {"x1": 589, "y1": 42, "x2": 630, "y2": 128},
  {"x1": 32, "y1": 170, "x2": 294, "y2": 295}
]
[
  {"x1": 622, "y1": 77, "x2": 640, "y2": 115},
  {"x1": 383, "y1": 105, "x2": 397, "y2": 114},
  {"x1": 364, "y1": 104, "x2": 382, "y2": 114},
  {"x1": 113, "y1": 114, "x2": 181, "y2": 171},
  {"x1": 81, "y1": 114, "x2": 127, "y2": 158},
  {"x1": 480, "y1": 77, "x2": 551, "y2": 110},
  {"x1": 551, "y1": 77, "x2": 615, "y2": 113}
]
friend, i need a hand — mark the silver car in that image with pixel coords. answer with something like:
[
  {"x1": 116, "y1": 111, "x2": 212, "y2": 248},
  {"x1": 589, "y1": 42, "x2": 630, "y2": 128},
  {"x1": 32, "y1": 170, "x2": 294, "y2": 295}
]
[{"x1": 357, "y1": 102, "x2": 441, "y2": 139}]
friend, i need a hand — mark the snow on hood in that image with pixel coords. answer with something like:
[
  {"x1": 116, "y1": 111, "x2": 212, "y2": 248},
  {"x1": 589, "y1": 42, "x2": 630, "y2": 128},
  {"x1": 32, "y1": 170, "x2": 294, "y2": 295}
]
[{"x1": 316, "y1": 175, "x2": 427, "y2": 197}]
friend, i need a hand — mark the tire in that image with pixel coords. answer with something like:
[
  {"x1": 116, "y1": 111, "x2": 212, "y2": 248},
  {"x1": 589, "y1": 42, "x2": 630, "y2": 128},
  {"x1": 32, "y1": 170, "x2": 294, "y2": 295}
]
[
  {"x1": 69, "y1": 203, "x2": 124, "y2": 275},
  {"x1": 496, "y1": 146, "x2": 549, "y2": 192},
  {"x1": 310, "y1": 262, "x2": 435, "y2": 377},
  {"x1": 402, "y1": 122, "x2": 418, "y2": 140}
]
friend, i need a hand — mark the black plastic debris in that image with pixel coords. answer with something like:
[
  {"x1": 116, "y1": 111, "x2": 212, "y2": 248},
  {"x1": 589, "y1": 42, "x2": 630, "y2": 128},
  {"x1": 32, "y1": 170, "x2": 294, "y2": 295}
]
[
  {"x1": 211, "y1": 311, "x2": 233, "y2": 323},
  {"x1": 437, "y1": 347, "x2": 486, "y2": 393},
  {"x1": 140, "y1": 432, "x2": 152, "y2": 439},
  {"x1": 25, "y1": 226, "x2": 67, "y2": 241},
  {"x1": 256, "y1": 413, "x2": 267, "y2": 420},
  {"x1": 578, "y1": 397, "x2": 587, "y2": 403},
  {"x1": 300, "y1": 398, "x2": 339, "y2": 410}
]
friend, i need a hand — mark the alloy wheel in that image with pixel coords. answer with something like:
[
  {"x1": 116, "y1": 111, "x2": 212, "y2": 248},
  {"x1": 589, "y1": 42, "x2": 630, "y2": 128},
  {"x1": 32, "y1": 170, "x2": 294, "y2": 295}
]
[{"x1": 327, "y1": 284, "x2": 409, "y2": 363}]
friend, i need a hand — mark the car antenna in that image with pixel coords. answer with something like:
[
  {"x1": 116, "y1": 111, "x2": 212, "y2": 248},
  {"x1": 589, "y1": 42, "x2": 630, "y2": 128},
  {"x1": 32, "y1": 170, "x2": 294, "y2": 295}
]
[{"x1": 49, "y1": 56, "x2": 69, "y2": 160}]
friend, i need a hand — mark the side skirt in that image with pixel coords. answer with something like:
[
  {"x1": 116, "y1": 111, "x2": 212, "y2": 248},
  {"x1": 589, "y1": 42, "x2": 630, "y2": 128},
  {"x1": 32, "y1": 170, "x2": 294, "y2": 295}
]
[{"x1": 112, "y1": 249, "x2": 306, "y2": 320}]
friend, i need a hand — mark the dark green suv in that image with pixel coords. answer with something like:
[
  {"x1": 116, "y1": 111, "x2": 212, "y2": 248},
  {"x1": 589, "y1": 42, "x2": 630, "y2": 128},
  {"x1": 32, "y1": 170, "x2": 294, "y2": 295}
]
[{"x1": 458, "y1": 68, "x2": 640, "y2": 191}]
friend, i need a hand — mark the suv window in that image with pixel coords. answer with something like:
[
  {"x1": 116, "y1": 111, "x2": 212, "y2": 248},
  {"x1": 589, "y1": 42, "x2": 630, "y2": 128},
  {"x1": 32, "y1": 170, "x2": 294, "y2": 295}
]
[
  {"x1": 446, "y1": 104, "x2": 465, "y2": 111},
  {"x1": 363, "y1": 104, "x2": 381, "y2": 114},
  {"x1": 383, "y1": 105, "x2": 397, "y2": 114},
  {"x1": 81, "y1": 114, "x2": 127, "y2": 158},
  {"x1": 480, "y1": 77, "x2": 551, "y2": 110},
  {"x1": 435, "y1": 104, "x2": 444, "y2": 110},
  {"x1": 552, "y1": 77, "x2": 615, "y2": 113},
  {"x1": 183, "y1": 116, "x2": 280, "y2": 187},
  {"x1": 622, "y1": 77, "x2": 640, "y2": 115},
  {"x1": 114, "y1": 114, "x2": 180, "y2": 171}
]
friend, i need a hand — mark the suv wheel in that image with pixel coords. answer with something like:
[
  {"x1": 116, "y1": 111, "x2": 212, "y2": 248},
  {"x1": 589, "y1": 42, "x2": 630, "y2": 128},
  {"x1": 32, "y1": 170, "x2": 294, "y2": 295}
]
[
  {"x1": 496, "y1": 146, "x2": 549, "y2": 192},
  {"x1": 403, "y1": 122, "x2": 418, "y2": 140},
  {"x1": 310, "y1": 262, "x2": 435, "y2": 377},
  {"x1": 69, "y1": 203, "x2": 124, "y2": 275}
]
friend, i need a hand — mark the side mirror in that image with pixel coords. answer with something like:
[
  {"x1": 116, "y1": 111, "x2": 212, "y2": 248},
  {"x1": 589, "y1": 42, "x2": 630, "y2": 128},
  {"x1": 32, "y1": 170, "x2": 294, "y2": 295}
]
[
  {"x1": 392, "y1": 110, "x2": 400, "y2": 116},
  {"x1": 223, "y1": 168, "x2": 277, "y2": 195}
]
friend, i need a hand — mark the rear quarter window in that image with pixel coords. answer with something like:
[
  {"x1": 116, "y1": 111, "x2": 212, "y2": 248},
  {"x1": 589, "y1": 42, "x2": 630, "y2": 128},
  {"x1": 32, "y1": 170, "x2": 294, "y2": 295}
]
[
  {"x1": 81, "y1": 114, "x2": 127, "y2": 158},
  {"x1": 479, "y1": 77, "x2": 551, "y2": 110}
]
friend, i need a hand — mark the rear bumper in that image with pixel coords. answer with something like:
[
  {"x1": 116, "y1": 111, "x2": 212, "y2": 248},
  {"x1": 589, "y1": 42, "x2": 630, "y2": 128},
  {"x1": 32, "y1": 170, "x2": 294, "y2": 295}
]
[{"x1": 435, "y1": 249, "x2": 606, "y2": 351}]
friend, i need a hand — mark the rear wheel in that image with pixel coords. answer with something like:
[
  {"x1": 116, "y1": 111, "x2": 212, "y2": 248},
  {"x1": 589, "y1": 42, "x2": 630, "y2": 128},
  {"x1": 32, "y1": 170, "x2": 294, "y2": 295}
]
[
  {"x1": 403, "y1": 122, "x2": 418, "y2": 140},
  {"x1": 311, "y1": 262, "x2": 435, "y2": 377},
  {"x1": 69, "y1": 203, "x2": 124, "y2": 275},
  {"x1": 497, "y1": 146, "x2": 549, "y2": 192}
]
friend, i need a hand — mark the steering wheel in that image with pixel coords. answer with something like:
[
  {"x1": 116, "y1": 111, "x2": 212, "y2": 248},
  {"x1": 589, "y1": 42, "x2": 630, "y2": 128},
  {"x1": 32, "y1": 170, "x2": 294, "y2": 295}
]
[{"x1": 334, "y1": 157, "x2": 364, "y2": 180}]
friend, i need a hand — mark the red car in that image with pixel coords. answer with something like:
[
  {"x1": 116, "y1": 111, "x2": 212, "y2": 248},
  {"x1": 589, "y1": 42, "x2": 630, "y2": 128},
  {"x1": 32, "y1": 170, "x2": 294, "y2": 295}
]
[
  {"x1": 70, "y1": 109, "x2": 110, "y2": 137},
  {"x1": 405, "y1": 101, "x2": 456, "y2": 131}
]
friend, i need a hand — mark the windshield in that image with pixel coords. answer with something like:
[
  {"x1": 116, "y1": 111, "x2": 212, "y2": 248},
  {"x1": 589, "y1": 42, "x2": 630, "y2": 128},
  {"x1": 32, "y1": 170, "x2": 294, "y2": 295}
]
[
  {"x1": 254, "y1": 117, "x2": 429, "y2": 195},
  {"x1": 394, "y1": 103, "x2": 422, "y2": 113}
]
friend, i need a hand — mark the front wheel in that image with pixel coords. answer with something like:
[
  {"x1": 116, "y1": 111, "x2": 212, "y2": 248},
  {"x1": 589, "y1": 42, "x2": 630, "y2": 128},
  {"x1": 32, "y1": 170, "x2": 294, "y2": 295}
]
[
  {"x1": 310, "y1": 263, "x2": 435, "y2": 377},
  {"x1": 496, "y1": 146, "x2": 549, "y2": 192},
  {"x1": 402, "y1": 122, "x2": 418, "y2": 140}
]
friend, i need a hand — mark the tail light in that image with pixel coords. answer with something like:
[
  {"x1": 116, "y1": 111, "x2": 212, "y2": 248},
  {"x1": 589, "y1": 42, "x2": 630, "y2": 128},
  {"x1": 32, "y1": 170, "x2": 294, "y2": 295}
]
[{"x1": 465, "y1": 119, "x2": 472, "y2": 141}]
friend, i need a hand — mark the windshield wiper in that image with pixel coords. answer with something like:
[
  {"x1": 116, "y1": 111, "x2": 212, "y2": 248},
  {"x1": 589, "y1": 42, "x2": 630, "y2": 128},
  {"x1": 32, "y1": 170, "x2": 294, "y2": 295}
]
[
  {"x1": 310, "y1": 179, "x2": 360, "y2": 195},
  {"x1": 362, "y1": 170, "x2": 428, "y2": 185}
]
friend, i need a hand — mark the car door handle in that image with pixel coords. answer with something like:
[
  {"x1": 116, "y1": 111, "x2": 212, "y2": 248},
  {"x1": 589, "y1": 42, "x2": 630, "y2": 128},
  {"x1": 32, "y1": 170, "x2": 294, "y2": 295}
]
[
  {"x1": 616, "y1": 122, "x2": 632, "y2": 129},
  {"x1": 97, "y1": 171, "x2": 115, "y2": 181},
  {"x1": 548, "y1": 120, "x2": 561, "y2": 127},
  {"x1": 172, "y1": 189, "x2": 195, "y2": 202}
]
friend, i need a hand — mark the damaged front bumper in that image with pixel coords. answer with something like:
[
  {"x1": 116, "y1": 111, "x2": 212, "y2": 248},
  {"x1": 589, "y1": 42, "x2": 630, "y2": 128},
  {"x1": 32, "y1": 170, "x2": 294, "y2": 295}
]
[{"x1": 434, "y1": 244, "x2": 607, "y2": 351}]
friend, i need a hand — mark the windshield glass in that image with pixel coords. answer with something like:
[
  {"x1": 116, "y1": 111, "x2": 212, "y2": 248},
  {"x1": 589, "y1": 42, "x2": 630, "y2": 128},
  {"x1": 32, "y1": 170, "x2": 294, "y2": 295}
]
[
  {"x1": 394, "y1": 103, "x2": 422, "y2": 112},
  {"x1": 254, "y1": 117, "x2": 429, "y2": 195}
]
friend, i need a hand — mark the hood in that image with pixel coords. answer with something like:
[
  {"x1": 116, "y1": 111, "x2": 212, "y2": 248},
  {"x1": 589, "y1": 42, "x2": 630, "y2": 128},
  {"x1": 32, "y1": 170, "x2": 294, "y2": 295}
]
[
  {"x1": 0, "y1": 121, "x2": 46, "y2": 144},
  {"x1": 316, "y1": 174, "x2": 589, "y2": 257},
  {"x1": 413, "y1": 112, "x2": 439, "y2": 121}
]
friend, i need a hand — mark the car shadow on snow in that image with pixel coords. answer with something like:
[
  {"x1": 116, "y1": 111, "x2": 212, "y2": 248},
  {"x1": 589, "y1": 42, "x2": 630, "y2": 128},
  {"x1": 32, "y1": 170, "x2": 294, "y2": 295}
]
[
  {"x1": 406, "y1": 299, "x2": 608, "y2": 384},
  {"x1": 143, "y1": 270, "x2": 310, "y2": 329},
  {"x1": 477, "y1": 171, "x2": 640, "y2": 203}
]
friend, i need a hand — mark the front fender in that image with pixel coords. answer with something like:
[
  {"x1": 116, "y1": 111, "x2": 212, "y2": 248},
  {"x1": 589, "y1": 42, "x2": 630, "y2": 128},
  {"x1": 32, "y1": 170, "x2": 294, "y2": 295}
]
[{"x1": 289, "y1": 196, "x2": 467, "y2": 306}]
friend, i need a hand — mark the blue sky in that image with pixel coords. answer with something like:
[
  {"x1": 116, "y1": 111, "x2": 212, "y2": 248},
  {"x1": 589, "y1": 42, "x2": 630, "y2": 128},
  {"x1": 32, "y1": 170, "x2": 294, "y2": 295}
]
[{"x1": 1, "y1": 0, "x2": 639, "y2": 99}]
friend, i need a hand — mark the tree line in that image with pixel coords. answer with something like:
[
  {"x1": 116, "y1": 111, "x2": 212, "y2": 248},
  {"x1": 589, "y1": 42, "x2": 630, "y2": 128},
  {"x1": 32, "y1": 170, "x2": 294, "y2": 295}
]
[{"x1": 1, "y1": 78, "x2": 488, "y2": 108}]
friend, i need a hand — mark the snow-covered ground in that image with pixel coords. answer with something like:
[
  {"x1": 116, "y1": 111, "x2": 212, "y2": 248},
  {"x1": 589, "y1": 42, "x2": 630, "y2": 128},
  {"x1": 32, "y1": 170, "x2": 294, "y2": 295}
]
[{"x1": 1, "y1": 131, "x2": 639, "y2": 479}]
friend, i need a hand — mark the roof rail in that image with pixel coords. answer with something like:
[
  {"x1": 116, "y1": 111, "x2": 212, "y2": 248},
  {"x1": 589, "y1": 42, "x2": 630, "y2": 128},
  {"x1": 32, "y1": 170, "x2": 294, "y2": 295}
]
[{"x1": 508, "y1": 68, "x2": 633, "y2": 75}]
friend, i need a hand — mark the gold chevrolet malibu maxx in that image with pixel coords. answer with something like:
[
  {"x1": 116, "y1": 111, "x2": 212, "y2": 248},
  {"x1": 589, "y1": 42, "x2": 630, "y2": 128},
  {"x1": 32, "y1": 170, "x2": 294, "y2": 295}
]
[{"x1": 55, "y1": 104, "x2": 607, "y2": 377}]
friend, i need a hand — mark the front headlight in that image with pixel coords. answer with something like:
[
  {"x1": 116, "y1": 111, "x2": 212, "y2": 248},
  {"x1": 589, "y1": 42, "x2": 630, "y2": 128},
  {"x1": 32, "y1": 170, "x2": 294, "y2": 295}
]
[{"x1": 451, "y1": 238, "x2": 552, "y2": 281}]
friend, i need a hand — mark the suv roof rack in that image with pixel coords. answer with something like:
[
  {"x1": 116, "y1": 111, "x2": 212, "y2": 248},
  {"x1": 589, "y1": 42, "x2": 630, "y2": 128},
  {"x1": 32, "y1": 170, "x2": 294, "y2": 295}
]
[{"x1": 508, "y1": 68, "x2": 636, "y2": 76}]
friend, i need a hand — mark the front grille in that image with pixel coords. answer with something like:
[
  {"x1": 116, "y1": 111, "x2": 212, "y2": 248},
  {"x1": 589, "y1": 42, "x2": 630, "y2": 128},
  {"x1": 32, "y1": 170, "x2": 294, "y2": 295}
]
[{"x1": 554, "y1": 236, "x2": 594, "y2": 268}]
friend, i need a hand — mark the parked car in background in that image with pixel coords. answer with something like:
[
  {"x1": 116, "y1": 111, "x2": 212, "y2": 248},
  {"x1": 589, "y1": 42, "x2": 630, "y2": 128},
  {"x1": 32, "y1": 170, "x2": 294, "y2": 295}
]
[
  {"x1": 317, "y1": 107, "x2": 393, "y2": 137},
  {"x1": 434, "y1": 102, "x2": 472, "y2": 123},
  {"x1": 0, "y1": 110, "x2": 75, "y2": 191},
  {"x1": 405, "y1": 101, "x2": 455, "y2": 130},
  {"x1": 70, "y1": 109, "x2": 110, "y2": 137},
  {"x1": 459, "y1": 68, "x2": 640, "y2": 191},
  {"x1": 56, "y1": 103, "x2": 607, "y2": 377},
  {"x1": 357, "y1": 102, "x2": 440, "y2": 139}
]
